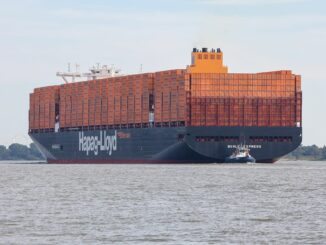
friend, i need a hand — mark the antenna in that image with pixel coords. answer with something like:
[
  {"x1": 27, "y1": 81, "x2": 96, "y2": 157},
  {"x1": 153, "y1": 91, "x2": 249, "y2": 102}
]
[{"x1": 140, "y1": 64, "x2": 143, "y2": 73}]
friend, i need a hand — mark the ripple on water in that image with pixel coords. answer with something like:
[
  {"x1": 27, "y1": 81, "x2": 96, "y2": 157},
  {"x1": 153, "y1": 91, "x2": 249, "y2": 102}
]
[{"x1": 0, "y1": 161, "x2": 326, "y2": 244}]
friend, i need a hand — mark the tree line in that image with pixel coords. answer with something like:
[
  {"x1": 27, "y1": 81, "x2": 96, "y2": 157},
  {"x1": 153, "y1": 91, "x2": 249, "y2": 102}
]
[
  {"x1": 285, "y1": 145, "x2": 326, "y2": 160},
  {"x1": 0, "y1": 143, "x2": 44, "y2": 160}
]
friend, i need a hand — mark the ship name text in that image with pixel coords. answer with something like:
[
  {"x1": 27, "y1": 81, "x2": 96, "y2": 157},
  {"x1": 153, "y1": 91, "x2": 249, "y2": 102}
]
[
  {"x1": 227, "y1": 145, "x2": 262, "y2": 149},
  {"x1": 79, "y1": 131, "x2": 117, "y2": 156}
]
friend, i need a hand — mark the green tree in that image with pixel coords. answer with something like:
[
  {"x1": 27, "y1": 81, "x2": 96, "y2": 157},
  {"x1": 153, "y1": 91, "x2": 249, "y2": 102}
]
[
  {"x1": 8, "y1": 143, "x2": 31, "y2": 160},
  {"x1": 0, "y1": 145, "x2": 9, "y2": 160},
  {"x1": 321, "y1": 146, "x2": 326, "y2": 160},
  {"x1": 304, "y1": 145, "x2": 321, "y2": 160},
  {"x1": 0, "y1": 143, "x2": 44, "y2": 160}
]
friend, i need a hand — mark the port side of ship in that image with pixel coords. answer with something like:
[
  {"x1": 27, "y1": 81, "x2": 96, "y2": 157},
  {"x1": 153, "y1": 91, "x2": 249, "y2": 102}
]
[{"x1": 29, "y1": 125, "x2": 302, "y2": 163}]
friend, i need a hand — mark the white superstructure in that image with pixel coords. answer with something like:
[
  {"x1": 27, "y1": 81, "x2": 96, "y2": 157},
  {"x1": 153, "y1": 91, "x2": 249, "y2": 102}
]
[{"x1": 56, "y1": 63, "x2": 121, "y2": 83}]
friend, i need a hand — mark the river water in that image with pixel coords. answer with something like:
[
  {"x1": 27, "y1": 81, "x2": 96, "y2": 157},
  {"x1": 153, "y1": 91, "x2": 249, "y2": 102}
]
[{"x1": 0, "y1": 161, "x2": 325, "y2": 244}]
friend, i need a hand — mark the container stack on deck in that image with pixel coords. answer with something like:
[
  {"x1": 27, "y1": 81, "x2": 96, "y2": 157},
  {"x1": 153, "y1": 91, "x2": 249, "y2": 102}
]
[
  {"x1": 153, "y1": 69, "x2": 187, "y2": 126},
  {"x1": 29, "y1": 86, "x2": 59, "y2": 131},
  {"x1": 188, "y1": 71, "x2": 302, "y2": 127},
  {"x1": 28, "y1": 48, "x2": 302, "y2": 133},
  {"x1": 30, "y1": 74, "x2": 155, "y2": 131}
]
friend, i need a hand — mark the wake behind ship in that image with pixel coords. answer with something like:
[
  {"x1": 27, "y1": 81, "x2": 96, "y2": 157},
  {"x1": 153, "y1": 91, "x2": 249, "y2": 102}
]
[{"x1": 28, "y1": 48, "x2": 302, "y2": 163}]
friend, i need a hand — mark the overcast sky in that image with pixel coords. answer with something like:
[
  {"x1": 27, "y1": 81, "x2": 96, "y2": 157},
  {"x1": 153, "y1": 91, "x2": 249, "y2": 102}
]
[{"x1": 0, "y1": 0, "x2": 325, "y2": 146}]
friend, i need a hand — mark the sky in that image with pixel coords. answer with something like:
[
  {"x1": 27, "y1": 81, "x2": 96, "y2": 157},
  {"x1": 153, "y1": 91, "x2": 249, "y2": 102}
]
[{"x1": 0, "y1": 0, "x2": 325, "y2": 146}]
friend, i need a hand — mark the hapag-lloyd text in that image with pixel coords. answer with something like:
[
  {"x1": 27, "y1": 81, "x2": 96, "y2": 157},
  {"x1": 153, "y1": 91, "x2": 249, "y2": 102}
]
[{"x1": 79, "y1": 131, "x2": 117, "y2": 156}]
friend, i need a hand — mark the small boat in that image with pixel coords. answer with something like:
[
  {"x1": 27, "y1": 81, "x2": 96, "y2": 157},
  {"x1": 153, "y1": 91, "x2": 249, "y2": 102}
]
[{"x1": 225, "y1": 145, "x2": 256, "y2": 163}]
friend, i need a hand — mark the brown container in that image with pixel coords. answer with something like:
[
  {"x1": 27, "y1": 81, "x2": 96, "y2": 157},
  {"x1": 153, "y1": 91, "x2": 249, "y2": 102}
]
[
  {"x1": 29, "y1": 86, "x2": 59, "y2": 130},
  {"x1": 30, "y1": 65, "x2": 300, "y2": 130}
]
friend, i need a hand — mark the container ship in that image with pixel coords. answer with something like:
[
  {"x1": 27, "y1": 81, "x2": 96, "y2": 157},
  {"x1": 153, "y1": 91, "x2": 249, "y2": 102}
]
[{"x1": 28, "y1": 48, "x2": 302, "y2": 163}]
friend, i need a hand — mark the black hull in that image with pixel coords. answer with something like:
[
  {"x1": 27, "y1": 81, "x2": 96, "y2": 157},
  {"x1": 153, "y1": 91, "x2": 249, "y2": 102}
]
[{"x1": 29, "y1": 126, "x2": 302, "y2": 164}]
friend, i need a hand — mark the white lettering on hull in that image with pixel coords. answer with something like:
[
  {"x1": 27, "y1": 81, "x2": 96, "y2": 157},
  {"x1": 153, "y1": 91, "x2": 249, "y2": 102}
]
[
  {"x1": 227, "y1": 145, "x2": 262, "y2": 149},
  {"x1": 79, "y1": 131, "x2": 117, "y2": 156}
]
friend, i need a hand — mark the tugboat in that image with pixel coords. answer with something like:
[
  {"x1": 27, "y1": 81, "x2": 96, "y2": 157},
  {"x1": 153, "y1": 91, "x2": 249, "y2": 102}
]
[{"x1": 225, "y1": 145, "x2": 256, "y2": 163}]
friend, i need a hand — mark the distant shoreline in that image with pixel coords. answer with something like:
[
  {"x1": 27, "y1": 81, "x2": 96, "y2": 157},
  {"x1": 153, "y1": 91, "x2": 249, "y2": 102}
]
[
  {"x1": 285, "y1": 145, "x2": 326, "y2": 161},
  {"x1": 281, "y1": 158, "x2": 325, "y2": 161},
  {"x1": 0, "y1": 160, "x2": 46, "y2": 164}
]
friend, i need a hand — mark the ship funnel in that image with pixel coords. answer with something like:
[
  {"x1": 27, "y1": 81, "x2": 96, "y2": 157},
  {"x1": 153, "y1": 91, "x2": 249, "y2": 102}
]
[{"x1": 187, "y1": 47, "x2": 228, "y2": 73}]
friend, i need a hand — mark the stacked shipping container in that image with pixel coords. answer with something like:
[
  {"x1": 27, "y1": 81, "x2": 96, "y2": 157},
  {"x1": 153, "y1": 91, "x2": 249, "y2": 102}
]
[
  {"x1": 187, "y1": 71, "x2": 302, "y2": 127},
  {"x1": 154, "y1": 70, "x2": 187, "y2": 125},
  {"x1": 29, "y1": 86, "x2": 59, "y2": 131},
  {"x1": 33, "y1": 73, "x2": 155, "y2": 131},
  {"x1": 29, "y1": 69, "x2": 302, "y2": 131}
]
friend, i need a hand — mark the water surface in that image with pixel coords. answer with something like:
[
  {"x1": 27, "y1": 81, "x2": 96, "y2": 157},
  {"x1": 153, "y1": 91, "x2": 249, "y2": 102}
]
[{"x1": 0, "y1": 161, "x2": 325, "y2": 244}]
